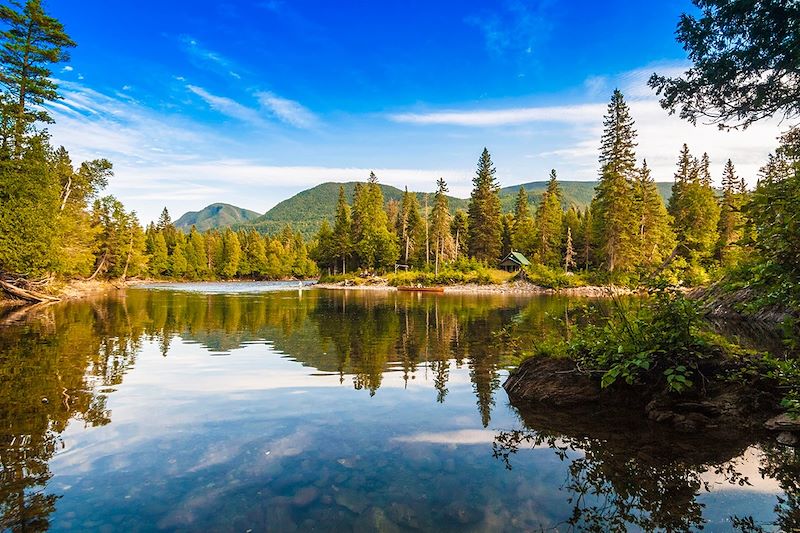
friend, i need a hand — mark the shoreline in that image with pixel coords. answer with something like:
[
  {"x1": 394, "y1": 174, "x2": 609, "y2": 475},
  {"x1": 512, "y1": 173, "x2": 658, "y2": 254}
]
[{"x1": 313, "y1": 281, "x2": 635, "y2": 297}]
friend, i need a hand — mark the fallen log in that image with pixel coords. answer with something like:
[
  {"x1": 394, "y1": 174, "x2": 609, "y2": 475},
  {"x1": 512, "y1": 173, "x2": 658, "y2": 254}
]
[{"x1": 0, "y1": 279, "x2": 60, "y2": 303}]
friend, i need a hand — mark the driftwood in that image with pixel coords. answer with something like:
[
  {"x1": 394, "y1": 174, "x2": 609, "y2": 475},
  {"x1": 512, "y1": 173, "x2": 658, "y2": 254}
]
[{"x1": 0, "y1": 279, "x2": 60, "y2": 303}]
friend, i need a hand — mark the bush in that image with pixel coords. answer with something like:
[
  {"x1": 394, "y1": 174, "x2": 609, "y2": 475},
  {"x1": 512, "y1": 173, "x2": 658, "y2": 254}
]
[
  {"x1": 386, "y1": 259, "x2": 513, "y2": 286},
  {"x1": 523, "y1": 264, "x2": 586, "y2": 289}
]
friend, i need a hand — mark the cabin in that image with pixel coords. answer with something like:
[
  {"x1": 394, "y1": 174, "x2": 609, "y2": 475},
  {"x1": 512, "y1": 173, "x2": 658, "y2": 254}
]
[{"x1": 498, "y1": 251, "x2": 531, "y2": 272}]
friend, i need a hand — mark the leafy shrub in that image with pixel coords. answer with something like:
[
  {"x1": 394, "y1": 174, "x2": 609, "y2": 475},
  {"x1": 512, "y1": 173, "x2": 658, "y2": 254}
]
[
  {"x1": 386, "y1": 259, "x2": 512, "y2": 286},
  {"x1": 523, "y1": 264, "x2": 586, "y2": 289}
]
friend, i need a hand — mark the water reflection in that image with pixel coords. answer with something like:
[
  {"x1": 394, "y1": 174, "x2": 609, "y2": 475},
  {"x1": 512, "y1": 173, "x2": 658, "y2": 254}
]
[
  {"x1": 0, "y1": 286, "x2": 794, "y2": 532},
  {"x1": 494, "y1": 400, "x2": 799, "y2": 532}
]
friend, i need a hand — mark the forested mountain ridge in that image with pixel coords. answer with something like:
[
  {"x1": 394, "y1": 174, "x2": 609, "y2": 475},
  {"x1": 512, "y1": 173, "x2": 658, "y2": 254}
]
[
  {"x1": 174, "y1": 203, "x2": 261, "y2": 232},
  {"x1": 235, "y1": 179, "x2": 673, "y2": 237}
]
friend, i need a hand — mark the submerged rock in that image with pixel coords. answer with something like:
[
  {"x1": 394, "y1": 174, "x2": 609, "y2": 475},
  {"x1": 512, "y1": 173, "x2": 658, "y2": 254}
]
[{"x1": 354, "y1": 507, "x2": 401, "y2": 533}]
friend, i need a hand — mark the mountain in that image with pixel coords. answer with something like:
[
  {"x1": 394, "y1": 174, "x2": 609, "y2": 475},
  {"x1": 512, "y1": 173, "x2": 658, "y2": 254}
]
[
  {"x1": 245, "y1": 182, "x2": 468, "y2": 237},
  {"x1": 244, "y1": 180, "x2": 674, "y2": 238},
  {"x1": 174, "y1": 203, "x2": 261, "y2": 232}
]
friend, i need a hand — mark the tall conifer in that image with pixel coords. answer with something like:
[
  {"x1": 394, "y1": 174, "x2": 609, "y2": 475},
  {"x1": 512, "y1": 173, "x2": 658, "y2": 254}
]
[{"x1": 467, "y1": 148, "x2": 502, "y2": 262}]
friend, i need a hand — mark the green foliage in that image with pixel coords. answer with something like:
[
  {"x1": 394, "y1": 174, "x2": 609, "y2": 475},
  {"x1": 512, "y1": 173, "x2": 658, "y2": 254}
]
[
  {"x1": 467, "y1": 148, "x2": 502, "y2": 262},
  {"x1": 565, "y1": 289, "x2": 731, "y2": 393},
  {"x1": 535, "y1": 170, "x2": 564, "y2": 266},
  {"x1": 387, "y1": 259, "x2": 512, "y2": 287},
  {"x1": 523, "y1": 263, "x2": 585, "y2": 290},
  {"x1": 650, "y1": 0, "x2": 800, "y2": 130}
]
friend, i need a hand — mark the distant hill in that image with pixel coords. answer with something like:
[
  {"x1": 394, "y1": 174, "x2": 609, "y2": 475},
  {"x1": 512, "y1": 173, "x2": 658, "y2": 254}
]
[
  {"x1": 245, "y1": 182, "x2": 468, "y2": 237},
  {"x1": 242, "y1": 180, "x2": 675, "y2": 238},
  {"x1": 175, "y1": 203, "x2": 261, "y2": 232}
]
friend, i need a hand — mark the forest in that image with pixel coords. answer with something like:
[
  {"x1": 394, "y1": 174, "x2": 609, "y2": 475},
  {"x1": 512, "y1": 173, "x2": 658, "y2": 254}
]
[{"x1": 0, "y1": 0, "x2": 797, "y2": 327}]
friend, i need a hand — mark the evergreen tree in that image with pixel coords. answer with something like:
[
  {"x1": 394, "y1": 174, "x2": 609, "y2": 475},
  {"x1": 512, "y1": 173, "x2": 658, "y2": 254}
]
[
  {"x1": 170, "y1": 235, "x2": 188, "y2": 278},
  {"x1": 580, "y1": 206, "x2": 594, "y2": 271},
  {"x1": 669, "y1": 145, "x2": 721, "y2": 267},
  {"x1": 500, "y1": 214, "x2": 514, "y2": 259},
  {"x1": 220, "y1": 229, "x2": 241, "y2": 278},
  {"x1": 189, "y1": 227, "x2": 208, "y2": 278},
  {"x1": 0, "y1": 0, "x2": 75, "y2": 154},
  {"x1": 429, "y1": 178, "x2": 454, "y2": 274},
  {"x1": 351, "y1": 173, "x2": 399, "y2": 271},
  {"x1": 467, "y1": 148, "x2": 502, "y2": 262},
  {"x1": 511, "y1": 187, "x2": 536, "y2": 257},
  {"x1": 332, "y1": 186, "x2": 352, "y2": 274},
  {"x1": 147, "y1": 229, "x2": 168, "y2": 277},
  {"x1": 593, "y1": 90, "x2": 638, "y2": 273},
  {"x1": 717, "y1": 159, "x2": 745, "y2": 263},
  {"x1": 633, "y1": 160, "x2": 676, "y2": 267},
  {"x1": 450, "y1": 210, "x2": 468, "y2": 260},
  {"x1": 312, "y1": 220, "x2": 335, "y2": 275},
  {"x1": 536, "y1": 170, "x2": 564, "y2": 266},
  {"x1": 398, "y1": 187, "x2": 423, "y2": 266}
]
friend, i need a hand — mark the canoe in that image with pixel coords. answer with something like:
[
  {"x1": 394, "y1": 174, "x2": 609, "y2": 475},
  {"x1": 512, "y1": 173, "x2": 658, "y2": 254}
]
[{"x1": 397, "y1": 286, "x2": 445, "y2": 293}]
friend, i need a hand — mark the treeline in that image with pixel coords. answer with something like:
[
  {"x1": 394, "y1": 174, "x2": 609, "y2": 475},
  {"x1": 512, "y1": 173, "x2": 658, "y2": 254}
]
[
  {"x1": 144, "y1": 210, "x2": 316, "y2": 280},
  {"x1": 314, "y1": 89, "x2": 752, "y2": 286}
]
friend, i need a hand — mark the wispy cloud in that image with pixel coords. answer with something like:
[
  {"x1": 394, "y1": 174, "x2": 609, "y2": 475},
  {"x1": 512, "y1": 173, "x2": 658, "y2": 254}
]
[
  {"x1": 390, "y1": 103, "x2": 605, "y2": 127},
  {"x1": 186, "y1": 85, "x2": 267, "y2": 127},
  {"x1": 256, "y1": 91, "x2": 318, "y2": 129},
  {"x1": 465, "y1": 0, "x2": 553, "y2": 60},
  {"x1": 180, "y1": 36, "x2": 241, "y2": 79}
]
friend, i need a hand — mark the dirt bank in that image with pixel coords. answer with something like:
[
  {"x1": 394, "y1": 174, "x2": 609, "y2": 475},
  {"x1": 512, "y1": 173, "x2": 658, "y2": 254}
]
[{"x1": 504, "y1": 355, "x2": 797, "y2": 445}]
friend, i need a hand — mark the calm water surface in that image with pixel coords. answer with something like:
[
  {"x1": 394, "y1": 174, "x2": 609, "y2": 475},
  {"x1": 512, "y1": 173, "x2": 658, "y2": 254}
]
[{"x1": 0, "y1": 283, "x2": 796, "y2": 532}]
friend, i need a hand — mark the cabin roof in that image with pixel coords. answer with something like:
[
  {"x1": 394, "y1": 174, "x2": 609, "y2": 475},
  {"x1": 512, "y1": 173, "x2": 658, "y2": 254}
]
[{"x1": 500, "y1": 251, "x2": 531, "y2": 266}]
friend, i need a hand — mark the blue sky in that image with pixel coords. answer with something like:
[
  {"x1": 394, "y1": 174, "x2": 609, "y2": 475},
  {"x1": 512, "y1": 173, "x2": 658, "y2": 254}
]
[{"x1": 44, "y1": 0, "x2": 785, "y2": 223}]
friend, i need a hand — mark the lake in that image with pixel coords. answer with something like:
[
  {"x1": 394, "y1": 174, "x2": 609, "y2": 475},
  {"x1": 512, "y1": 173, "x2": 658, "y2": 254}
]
[{"x1": 0, "y1": 282, "x2": 795, "y2": 532}]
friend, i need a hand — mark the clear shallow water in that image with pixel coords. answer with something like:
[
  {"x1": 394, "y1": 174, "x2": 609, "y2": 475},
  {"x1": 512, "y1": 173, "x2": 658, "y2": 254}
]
[{"x1": 0, "y1": 283, "x2": 795, "y2": 532}]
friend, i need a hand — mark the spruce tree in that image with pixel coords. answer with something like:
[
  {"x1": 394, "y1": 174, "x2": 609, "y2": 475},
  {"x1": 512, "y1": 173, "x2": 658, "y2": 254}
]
[
  {"x1": 536, "y1": 170, "x2": 564, "y2": 266},
  {"x1": 467, "y1": 148, "x2": 502, "y2": 262},
  {"x1": 633, "y1": 160, "x2": 676, "y2": 267},
  {"x1": 398, "y1": 187, "x2": 423, "y2": 266},
  {"x1": 564, "y1": 227, "x2": 576, "y2": 273},
  {"x1": 352, "y1": 173, "x2": 399, "y2": 271},
  {"x1": 450, "y1": 210, "x2": 468, "y2": 260},
  {"x1": 0, "y1": 0, "x2": 76, "y2": 154},
  {"x1": 511, "y1": 186, "x2": 535, "y2": 257},
  {"x1": 332, "y1": 186, "x2": 352, "y2": 274},
  {"x1": 669, "y1": 145, "x2": 721, "y2": 267},
  {"x1": 593, "y1": 90, "x2": 638, "y2": 273},
  {"x1": 429, "y1": 178, "x2": 454, "y2": 274},
  {"x1": 717, "y1": 159, "x2": 745, "y2": 262}
]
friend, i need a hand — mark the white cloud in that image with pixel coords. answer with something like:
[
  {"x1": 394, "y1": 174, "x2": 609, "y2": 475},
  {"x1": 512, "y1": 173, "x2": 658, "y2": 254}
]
[
  {"x1": 180, "y1": 35, "x2": 241, "y2": 79},
  {"x1": 62, "y1": 65, "x2": 74, "y2": 72},
  {"x1": 186, "y1": 84, "x2": 266, "y2": 127},
  {"x1": 256, "y1": 91, "x2": 318, "y2": 129},
  {"x1": 390, "y1": 103, "x2": 605, "y2": 127}
]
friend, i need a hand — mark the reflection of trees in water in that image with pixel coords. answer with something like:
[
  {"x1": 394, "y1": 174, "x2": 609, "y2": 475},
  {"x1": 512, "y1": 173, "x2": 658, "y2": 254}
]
[
  {"x1": 0, "y1": 290, "x2": 623, "y2": 530},
  {"x1": 493, "y1": 403, "x2": 799, "y2": 532},
  {"x1": 0, "y1": 299, "x2": 142, "y2": 532}
]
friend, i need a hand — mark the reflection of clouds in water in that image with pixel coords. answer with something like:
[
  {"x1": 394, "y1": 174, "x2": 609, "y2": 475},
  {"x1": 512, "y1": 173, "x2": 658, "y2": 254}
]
[
  {"x1": 701, "y1": 446, "x2": 782, "y2": 494},
  {"x1": 393, "y1": 429, "x2": 497, "y2": 445}
]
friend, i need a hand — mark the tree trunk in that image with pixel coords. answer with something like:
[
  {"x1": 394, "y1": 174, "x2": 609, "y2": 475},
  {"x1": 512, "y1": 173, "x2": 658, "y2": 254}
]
[{"x1": 0, "y1": 279, "x2": 59, "y2": 303}]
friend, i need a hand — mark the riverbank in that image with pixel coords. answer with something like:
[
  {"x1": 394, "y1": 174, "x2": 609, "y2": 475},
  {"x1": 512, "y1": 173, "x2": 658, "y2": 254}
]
[{"x1": 314, "y1": 280, "x2": 635, "y2": 297}]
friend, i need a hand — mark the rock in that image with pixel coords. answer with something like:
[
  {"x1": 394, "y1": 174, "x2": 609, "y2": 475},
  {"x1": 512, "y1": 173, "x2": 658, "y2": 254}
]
[
  {"x1": 354, "y1": 507, "x2": 401, "y2": 533},
  {"x1": 386, "y1": 502, "x2": 419, "y2": 529},
  {"x1": 333, "y1": 487, "x2": 367, "y2": 514},
  {"x1": 777, "y1": 432, "x2": 799, "y2": 447},
  {"x1": 765, "y1": 413, "x2": 800, "y2": 432},
  {"x1": 291, "y1": 486, "x2": 319, "y2": 507},
  {"x1": 443, "y1": 501, "x2": 483, "y2": 525}
]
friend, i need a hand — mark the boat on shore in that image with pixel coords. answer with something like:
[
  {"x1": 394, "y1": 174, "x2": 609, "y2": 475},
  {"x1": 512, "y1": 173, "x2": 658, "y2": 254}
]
[{"x1": 397, "y1": 286, "x2": 445, "y2": 293}]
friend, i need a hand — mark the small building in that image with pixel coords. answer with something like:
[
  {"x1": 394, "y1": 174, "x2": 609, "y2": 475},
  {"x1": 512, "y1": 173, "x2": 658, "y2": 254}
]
[{"x1": 498, "y1": 251, "x2": 531, "y2": 272}]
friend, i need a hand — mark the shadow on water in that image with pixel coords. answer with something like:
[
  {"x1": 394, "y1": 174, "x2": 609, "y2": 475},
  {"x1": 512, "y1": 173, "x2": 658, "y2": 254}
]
[
  {"x1": 494, "y1": 398, "x2": 800, "y2": 532},
  {"x1": 0, "y1": 286, "x2": 795, "y2": 531}
]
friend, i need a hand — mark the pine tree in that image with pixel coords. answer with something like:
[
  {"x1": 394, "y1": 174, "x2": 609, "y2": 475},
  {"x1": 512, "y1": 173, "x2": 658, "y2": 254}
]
[
  {"x1": 429, "y1": 178, "x2": 454, "y2": 274},
  {"x1": 351, "y1": 173, "x2": 399, "y2": 271},
  {"x1": 669, "y1": 145, "x2": 721, "y2": 267},
  {"x1": 220, "y1": 229, "x2": 241, "y2": 278},
  {"x1": 331, "y1": 186, "x2": 352, "y2": 274},
  {"x1": 511, "y1": 187, "x2": 536, "y2": 257},
  {"x1": 450, "y1": 210, "x2": 468, "y2": 260},
  {"x1": 170, "y1": 235, "x2": 188, "y2": 278},
  {"x1": 398, "y1": 187, "x2": 423, "y2": 266},
  {"x1": 593, "y1": 90, "x2": 639, "y2": 273},
  {"x1": 717, "y1": 159, "x2": 745, "y2": 263},
  {"x1": 0, "y1": 0, "x2": 76, "y2": 154},
  {"x1": 147, "y1": 229, "x2": 169, "y2": 276},
  {"x1": 467, "y1": 148, "x2": 502, "y2": 262},
  {"x1": 599, "y1": 89, "x2": 638, "y2": 179},
  {"x1": 632, "y1": 160, "x2": 676, "y2": 267},
  {"x1": 536, "y1": 170, "x2": 564, "y2": 266}
]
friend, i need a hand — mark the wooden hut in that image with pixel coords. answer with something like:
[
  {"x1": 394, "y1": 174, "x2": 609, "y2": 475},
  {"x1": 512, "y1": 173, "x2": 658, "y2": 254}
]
[{"x1": 498, "y1": 251, "x2": 530, "y2": 272}]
